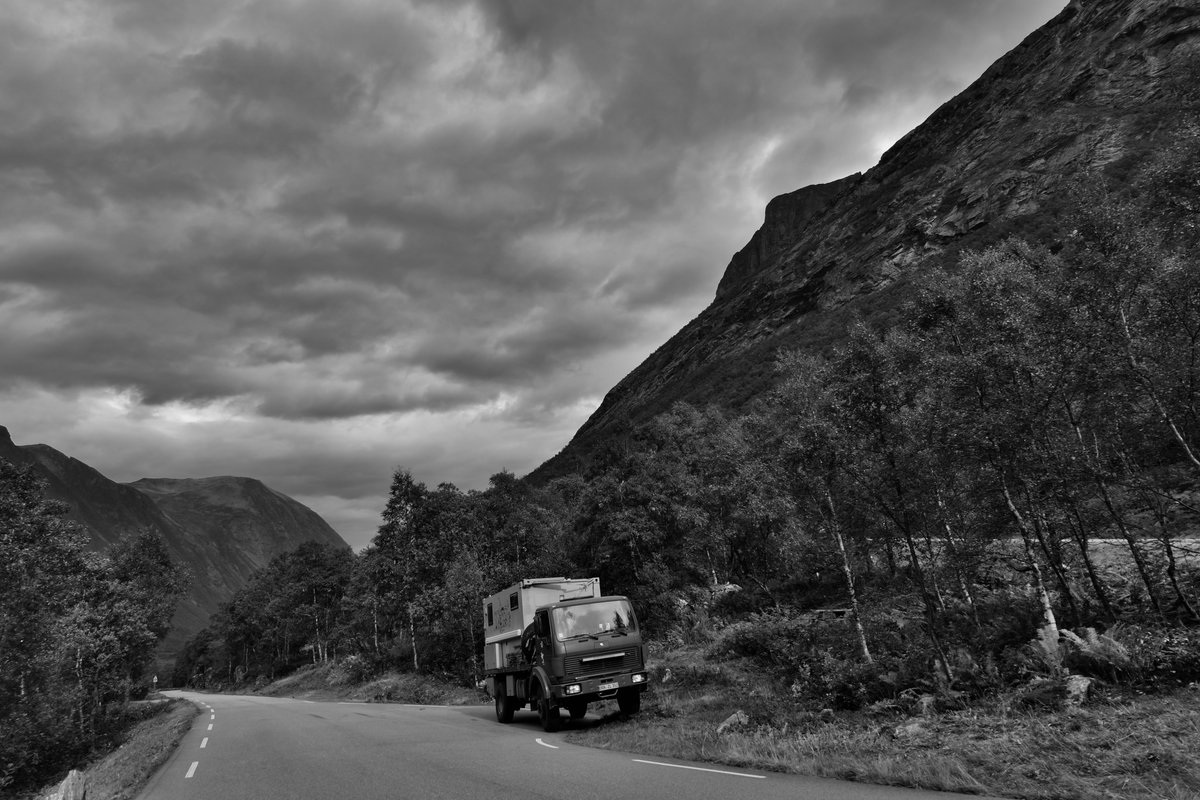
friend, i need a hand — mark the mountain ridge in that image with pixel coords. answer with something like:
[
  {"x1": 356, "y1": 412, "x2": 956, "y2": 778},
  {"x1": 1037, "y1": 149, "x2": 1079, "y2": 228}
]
[
  {"x1": 530, "y1": 0, "x2": 1200, "y2": 483},
  {"x1": 0, "y1": 424, "x2": 349, "y2": 664}
]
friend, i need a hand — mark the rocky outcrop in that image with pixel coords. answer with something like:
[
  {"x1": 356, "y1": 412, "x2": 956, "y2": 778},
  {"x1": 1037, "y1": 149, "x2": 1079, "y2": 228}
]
[
  {"x1": 530, "y1": 0, "x2": 1200, "y2": 483},
  {"x1": 715, "y1": 173, "x2": 860, "y2": 300}
]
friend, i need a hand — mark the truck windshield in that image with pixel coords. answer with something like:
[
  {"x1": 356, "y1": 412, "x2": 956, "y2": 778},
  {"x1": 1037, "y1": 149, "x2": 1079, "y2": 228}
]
[{"x1": 553, "y1": 600, "x2": 637, "y2": 640}]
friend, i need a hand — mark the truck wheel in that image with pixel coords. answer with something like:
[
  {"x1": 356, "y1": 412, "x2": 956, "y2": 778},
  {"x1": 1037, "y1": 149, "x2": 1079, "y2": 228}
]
[
  {"x1": 495, "y1": 692, "x2": 514, "y2": 723},
  {"x1": 617, "y1": 688, "x2": 641, "y2": 715},
  {"x1": 537, "y1": 694, "x2": 561, "y2": 732},
  {"x1": 566, "y1": 700, "x2": 587, "y2": 720}
]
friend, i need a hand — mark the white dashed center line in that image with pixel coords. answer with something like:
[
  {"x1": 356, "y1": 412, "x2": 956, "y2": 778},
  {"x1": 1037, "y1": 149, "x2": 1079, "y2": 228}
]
[
  {"x1": 185, "y1": 761, "x2": 198, "y2": 779},
  {"x1": 207, "y1": 723, "x2": 213, "y2": 731},
  {"x1": 200, "y1": 738, "x2": 208, "y2": 748}
]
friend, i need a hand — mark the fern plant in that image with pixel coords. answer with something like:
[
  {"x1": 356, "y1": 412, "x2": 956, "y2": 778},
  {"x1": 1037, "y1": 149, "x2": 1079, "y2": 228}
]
[
  {"x1": 1060, "y1": 627, "x2": 1131, "y2": 682},
  {"x1": 1021, "y1": 623, "x2": 1065, "y2": 678}
]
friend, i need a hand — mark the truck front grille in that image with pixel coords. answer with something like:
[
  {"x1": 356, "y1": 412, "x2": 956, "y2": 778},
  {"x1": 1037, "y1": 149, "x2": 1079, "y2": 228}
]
[{"x1": 563, "y1": 648, "x2": 643, "y2": 679}]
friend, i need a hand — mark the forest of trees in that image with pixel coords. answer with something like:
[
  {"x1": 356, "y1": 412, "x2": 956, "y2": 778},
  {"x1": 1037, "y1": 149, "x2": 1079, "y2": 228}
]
[
  {"x1": 177, "y1": 181, "x2": 1200, "y2": 708},
  {"x1": 0, "y1": 462, "x2": 188, "y2": 793}
]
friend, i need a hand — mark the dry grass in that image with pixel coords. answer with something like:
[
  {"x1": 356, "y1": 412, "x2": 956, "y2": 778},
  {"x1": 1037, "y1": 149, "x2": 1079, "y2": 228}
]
[
  {"x1": 346, "y1": 671, "x2": 485, "y2": 705},
  {"x1": 567, "y1": 681, "x2": 1200, "y2": 799},
  {"x1": 74, "y1": 699, "x2": 200, "y2": 800},
  {"x1": 255, "y1": 662, "x2": 485, "y2": 705}
]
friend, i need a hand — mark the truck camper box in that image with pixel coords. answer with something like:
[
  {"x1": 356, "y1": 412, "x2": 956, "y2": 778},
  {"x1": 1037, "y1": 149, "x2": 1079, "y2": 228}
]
[{"x1": 483, "y1": 577, "x2": 600, "y2": 671}]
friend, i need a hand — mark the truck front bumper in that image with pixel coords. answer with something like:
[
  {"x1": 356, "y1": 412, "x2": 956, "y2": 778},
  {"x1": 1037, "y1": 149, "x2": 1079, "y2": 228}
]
[{"x1": 552, "y1": 671, "x2": 649, "y2": 701}]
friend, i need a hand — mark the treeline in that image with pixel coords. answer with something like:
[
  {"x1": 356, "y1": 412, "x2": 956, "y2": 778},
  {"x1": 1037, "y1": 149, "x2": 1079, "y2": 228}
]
[
  {"x1": 0, "y1": 461, "x2": 188, "y2": 792},
  {"x1": 174, "y1": 472, "x2": 577, "y2": 686},
  {"x1": 179, "y1": 183, "x2": 1200, "y2": 703}
]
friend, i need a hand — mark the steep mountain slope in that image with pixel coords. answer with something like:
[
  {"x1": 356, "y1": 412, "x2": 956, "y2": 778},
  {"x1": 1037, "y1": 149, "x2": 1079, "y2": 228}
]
[
  {"x1": 0, "y1": 425, "x2": 348, "y2": 661},
  {"x1": 531, "y1": 0, "x2": 1200, "y2": 483}
]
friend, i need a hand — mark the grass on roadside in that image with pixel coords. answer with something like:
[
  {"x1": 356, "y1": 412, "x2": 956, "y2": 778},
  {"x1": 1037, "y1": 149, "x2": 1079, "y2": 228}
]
[
  {"x1": 68, "y1": 699, "x2": 200, "y2": 800},
  {"x1": 254, "y1": 661, "x2": 486, "y2": 705},
  {"x1": 566, "y1": 680, "x2": 1200, "y2": 800}
]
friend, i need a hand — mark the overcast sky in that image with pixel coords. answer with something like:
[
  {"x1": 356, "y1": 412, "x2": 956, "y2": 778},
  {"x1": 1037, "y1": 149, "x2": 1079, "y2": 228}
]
[{"x1": 0, "y1": 0, "x2": 1061, "y2": 550}]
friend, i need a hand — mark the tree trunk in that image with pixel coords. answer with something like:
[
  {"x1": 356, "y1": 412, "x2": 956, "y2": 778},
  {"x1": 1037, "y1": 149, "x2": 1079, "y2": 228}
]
[
  {"x1": 1092, "y1": 471, "x2": 1164, "y2": 618},
  {"x1": 1024, "y1": 495, "x2": 1079, "y2": 626},
  {"x1": 1000, "y1": 476, "x2": 1058, "y2": 638},
  {"x1": 1063, "y1": 502, "x2": 1117, "y2": 621},
  {"x1": 409, "y1": 605, "x2": 419, "y2": 671},
  {"x1": 1146, "y1": 492, "x2": 1199, "y2": 620},
  {"x1": 823, "y1": 486, "x2": 872, "y2": 664},
  {"x1": 935, "y1": 489, "x2": 982, "y2": 631},
  {"x1": 372, "y1": 598, "x2": 380, "y2": 655},
  {"x1": 1120, "y1": 307, "x2": 1200, "y2": 473},
  {"x1": 901, "y1": 528, "x2": 953, "y2": 685}
]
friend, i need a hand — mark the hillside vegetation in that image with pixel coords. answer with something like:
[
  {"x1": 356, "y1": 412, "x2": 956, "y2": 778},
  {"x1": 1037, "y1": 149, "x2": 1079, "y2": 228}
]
[
  {"x1": 177, "y1": 168, "x2": 1200, "y2": 753},
  {"x1": 0, "y1": 462, "x2": 188, "y2": 794}
]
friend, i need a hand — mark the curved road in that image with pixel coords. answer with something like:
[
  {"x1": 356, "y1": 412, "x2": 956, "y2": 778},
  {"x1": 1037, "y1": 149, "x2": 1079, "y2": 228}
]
[{"x1": 139, "y1": 692, "x2": 990, "y2": 800}]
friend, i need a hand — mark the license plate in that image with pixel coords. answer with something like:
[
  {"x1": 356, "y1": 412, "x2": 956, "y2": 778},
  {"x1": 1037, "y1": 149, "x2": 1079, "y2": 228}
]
[{"x1": 598, "y1": 682, "x2": 618, "y2": 691}]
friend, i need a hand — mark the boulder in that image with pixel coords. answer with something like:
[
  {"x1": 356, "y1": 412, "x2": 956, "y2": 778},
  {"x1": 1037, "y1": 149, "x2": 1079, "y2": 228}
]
[
  {"x1": 1065, "y1": 675, "x2": 1093, "y2": 707},
  {"x1": 893, "y1": 720, "x2": 928, "y2": 738},
  {"x1": 44, "y1": 769, "x2": 86, "y2": 800},
  {"x1": 716, "y1": 710, "x2": 749, "y2": 735}
]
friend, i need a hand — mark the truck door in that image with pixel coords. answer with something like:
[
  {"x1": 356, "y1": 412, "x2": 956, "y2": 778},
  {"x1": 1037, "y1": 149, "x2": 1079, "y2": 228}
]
[{"x1": 534, "y1": 608, "x2": 551, "y2": 665}]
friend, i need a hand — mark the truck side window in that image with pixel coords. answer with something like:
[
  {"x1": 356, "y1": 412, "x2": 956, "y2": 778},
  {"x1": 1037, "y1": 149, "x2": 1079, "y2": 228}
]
[
  {"x1": 509, "y1": 593, "x2": 519, "y2": 611},
  {"x1": 486, "y1": 603, "x2": 493, "y2": 627}
]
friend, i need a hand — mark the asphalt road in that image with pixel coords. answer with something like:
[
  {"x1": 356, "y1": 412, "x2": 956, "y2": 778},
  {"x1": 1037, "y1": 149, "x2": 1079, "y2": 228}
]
[{"x1": 138, "y1": 692, "x2": 992, "y2": 800}]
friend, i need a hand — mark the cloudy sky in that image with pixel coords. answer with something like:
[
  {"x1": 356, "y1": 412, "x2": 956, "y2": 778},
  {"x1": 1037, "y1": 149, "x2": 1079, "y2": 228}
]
[{"x1": 0, "y1": 0, "x2": 1061, "y2": 550}]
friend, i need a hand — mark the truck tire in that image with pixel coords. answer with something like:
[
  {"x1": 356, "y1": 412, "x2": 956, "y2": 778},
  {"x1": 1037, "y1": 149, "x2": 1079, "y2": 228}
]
[
  {"x1": 495, "y1": 692, "x2": 514, "y2": 723},
  {"x1": 537, "y1": 694, "x2": 561, "y2": 732},
  {"x1": 566, "y1": 700, "x2": 587, "y2": 720},
  {"x1": 617, "y1": 688, "x2": 641, "y2": 715}
]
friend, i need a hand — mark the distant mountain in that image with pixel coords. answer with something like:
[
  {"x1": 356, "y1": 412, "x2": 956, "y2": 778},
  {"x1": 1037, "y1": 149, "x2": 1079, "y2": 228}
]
[
  {"x1": 530, "y1": 0, "x2": 1200, "y2": 483},
  {"x1": 0, "y1": 425, "x2": 349, "y2": 664}
]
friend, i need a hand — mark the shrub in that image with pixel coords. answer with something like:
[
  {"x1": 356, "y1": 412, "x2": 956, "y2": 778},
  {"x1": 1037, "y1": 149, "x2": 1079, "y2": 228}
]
[
  {"x1": 814, "y1": 652, "x2": 898, "y2": 710},
  {"x1": 1060, "y1": 627, "x2": 1131, "y2": 682},
  {"x1": 332, "y1": 654, "x2": 371, "y2": 685},
  {"x1": 1111, "y1": 624, "x2": 1200, "y2": 687},
  {"x1": 712, "y1": 608, "x2": 816, "y2": 670}
]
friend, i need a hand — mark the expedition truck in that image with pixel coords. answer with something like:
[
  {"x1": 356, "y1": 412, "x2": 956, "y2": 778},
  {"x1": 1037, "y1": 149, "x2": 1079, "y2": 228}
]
[{"x1": 481, "y1": 577, "x2": 649, "y2": 731}]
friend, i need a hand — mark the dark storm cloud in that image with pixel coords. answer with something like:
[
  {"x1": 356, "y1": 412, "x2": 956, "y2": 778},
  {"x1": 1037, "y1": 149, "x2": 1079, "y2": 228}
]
[
  {"x1": 183, "y1": 40, "x2": 368, "y2": 126},
  {"x1": 0, "y1": 0, "x2": 1063, "y2": 547}
]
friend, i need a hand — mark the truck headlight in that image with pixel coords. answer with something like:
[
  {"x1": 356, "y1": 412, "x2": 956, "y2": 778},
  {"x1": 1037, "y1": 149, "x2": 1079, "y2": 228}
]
[
  {"x1": 632, "y1": 673, "x2": 647, "y2": 684},
  {"x1": 565, "y1": 684, "x2": 582, "y2": 695}
]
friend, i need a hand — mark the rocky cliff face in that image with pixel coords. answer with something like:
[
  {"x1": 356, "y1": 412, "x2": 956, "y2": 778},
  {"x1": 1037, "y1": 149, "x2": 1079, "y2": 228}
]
[
  {"x1": 531, "y1": 0, "x2": 1200, "y2": 482},
  {"x1": 0, "y1": 425, "x2": 348, "y2": 662}
]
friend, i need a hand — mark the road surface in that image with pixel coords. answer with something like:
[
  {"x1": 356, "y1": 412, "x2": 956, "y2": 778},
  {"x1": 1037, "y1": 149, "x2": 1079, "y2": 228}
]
[{"x1": 138, "y1": 692, "x2": 992, "y2": 800}]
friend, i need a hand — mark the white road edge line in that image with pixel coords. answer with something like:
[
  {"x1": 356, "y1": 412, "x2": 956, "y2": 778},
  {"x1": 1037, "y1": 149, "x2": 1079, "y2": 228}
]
[
  {"x1": 200, "y1": 738, "x2": 208, "y2": 748},
  {"x1": 535, "y1": 738, "x2": 559, "y2": 749},
  {"x1": 185, "y1": 761, "x2": 198, "y2": 779},
  {"x1": 632, "y1": 759, "x2": 765, "y2": 779},
  {"x1": 338, "y1": 701, "x2": 367, "y2": 705}
]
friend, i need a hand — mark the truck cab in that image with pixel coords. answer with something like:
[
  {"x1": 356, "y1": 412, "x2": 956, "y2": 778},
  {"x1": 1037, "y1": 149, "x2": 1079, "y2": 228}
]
[{"x1": 482, "y1": 578, "x2": 649, "y2": 731}]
